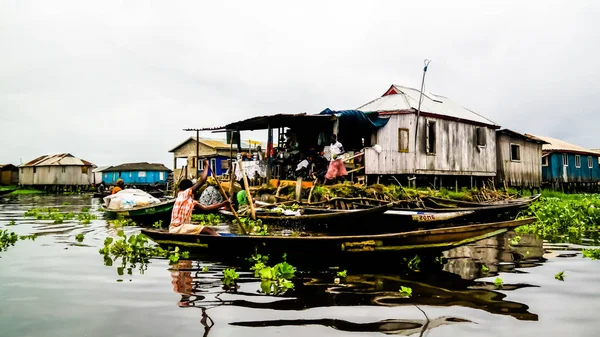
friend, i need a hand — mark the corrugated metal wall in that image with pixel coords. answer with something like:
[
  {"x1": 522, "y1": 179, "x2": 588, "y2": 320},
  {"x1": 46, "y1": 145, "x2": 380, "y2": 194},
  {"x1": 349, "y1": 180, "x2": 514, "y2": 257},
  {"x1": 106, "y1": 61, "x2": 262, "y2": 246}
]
[
  {"x1": 19, "y1": 166, "x2": 93, "y2": 185},
  {"x1": 543, "y1": 153, "x2": 600, "y2": 183},
  {"x1": 364, "y1": 114, "x2": 497, "y2": 176},
  {"x1": 102, "y1": 170, "x2": 169, "y2": 185}
]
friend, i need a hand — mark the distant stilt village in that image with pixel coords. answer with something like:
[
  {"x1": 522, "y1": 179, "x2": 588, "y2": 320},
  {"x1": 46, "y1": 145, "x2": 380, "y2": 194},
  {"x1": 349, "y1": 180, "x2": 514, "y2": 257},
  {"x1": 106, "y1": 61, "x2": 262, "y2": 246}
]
[{"x1": 3, "y1": 84, "x2": 600, "y2": 193}]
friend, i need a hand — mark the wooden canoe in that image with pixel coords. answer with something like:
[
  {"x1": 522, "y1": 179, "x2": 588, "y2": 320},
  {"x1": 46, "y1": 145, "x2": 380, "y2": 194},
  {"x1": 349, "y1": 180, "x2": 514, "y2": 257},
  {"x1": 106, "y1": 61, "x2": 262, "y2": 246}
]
[
  {"x1": 0, "y1": 189, "x2": 17, "y2": 196},
  {"x1": 219, "y1": 203, "x2": 395, "y2": 233},
  {"x1": 422, "y1": 194, "x2": 541, "y2": 209},
  {"x1": 141, "y1": 217, "x2": 536, "y2": 265},
  {"x1": 102, "y1": 198, "x2": 175, "y2": 223}
]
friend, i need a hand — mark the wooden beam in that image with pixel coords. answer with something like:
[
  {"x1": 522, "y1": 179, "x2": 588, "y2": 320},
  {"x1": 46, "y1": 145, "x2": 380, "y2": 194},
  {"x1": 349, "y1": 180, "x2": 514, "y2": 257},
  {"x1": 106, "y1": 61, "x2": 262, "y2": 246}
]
[{"x1": 237, "y1": 160, "x2": 256, "y2": 220}]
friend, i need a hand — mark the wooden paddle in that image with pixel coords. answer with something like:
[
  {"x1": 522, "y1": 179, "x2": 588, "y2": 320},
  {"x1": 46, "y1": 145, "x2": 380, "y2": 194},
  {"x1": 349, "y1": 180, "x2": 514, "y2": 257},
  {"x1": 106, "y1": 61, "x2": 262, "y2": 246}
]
[
  {"x1": 237, "y1": 160, "x2": 257, "y2": 220},
  {"x1": 211, "y1": 170, "x2": 247, "y2": 235}
]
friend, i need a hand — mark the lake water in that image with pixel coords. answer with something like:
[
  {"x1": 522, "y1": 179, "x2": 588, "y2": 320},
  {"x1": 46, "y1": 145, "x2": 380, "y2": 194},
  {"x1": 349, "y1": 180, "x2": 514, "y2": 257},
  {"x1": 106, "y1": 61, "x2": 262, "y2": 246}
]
[{"x1": 1, "y1": 195, "x2": 599, "y2": 337}]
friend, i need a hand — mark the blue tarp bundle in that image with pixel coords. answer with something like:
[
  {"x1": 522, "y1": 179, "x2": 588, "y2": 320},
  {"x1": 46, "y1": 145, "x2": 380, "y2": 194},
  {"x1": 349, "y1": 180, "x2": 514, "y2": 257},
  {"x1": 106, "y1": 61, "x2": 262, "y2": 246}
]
[{"x1": 319, "y1": 108, "x2": 389, "y2": 130}]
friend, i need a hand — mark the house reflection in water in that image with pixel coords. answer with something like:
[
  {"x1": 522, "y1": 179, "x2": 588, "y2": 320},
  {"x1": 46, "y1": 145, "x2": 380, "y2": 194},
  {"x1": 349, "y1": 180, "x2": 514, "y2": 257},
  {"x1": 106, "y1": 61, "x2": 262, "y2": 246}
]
[{"x1": 443, "y1": 233, "x2": 545, "y2": 280}]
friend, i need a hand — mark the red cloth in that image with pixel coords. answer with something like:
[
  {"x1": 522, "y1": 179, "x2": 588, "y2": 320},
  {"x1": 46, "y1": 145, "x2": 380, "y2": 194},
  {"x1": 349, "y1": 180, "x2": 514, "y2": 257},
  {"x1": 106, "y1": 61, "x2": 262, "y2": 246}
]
[{"x1": 325, "y1": 159, "x2": 348, "y2": 180}]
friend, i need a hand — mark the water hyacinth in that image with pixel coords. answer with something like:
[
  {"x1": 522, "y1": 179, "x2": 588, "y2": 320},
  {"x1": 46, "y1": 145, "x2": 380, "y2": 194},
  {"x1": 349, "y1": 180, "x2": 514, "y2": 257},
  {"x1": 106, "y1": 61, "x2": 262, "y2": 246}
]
[{"x1": 517, "y1": 194, "x2": 600, "y2": 244}]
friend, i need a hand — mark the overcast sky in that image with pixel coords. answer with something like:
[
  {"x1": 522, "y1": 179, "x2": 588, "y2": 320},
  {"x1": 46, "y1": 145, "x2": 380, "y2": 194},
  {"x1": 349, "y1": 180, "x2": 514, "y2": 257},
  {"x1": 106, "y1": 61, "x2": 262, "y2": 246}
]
[{"x1": 1, "y1": 1, "x2": 599, "y2": 168}]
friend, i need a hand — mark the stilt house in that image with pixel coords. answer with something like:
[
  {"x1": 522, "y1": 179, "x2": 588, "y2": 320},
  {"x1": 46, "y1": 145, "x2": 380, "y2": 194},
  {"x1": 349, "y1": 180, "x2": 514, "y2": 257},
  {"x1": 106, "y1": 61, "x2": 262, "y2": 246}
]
[
  {"x1": 0, "y1": 164, "x2": 19, "y2": 185},
  {"x1": 169, "y1": 137, "x2": 249, "y2": 180},
  {"x1": 530, "y1": 135, "x2": 600, "y2": 187},
  {"x1": 495, "y1": 129, "x2": 548, "y2": 189},
  {"x1": 358, "y1": 85, "x2": 500, "y2": 187},
  {"x1": 19, "y1": 153, "x2": 96, "y2": 186},
  {"x1": 102, "y1": 163, "x2": 171, "y2": 187}
]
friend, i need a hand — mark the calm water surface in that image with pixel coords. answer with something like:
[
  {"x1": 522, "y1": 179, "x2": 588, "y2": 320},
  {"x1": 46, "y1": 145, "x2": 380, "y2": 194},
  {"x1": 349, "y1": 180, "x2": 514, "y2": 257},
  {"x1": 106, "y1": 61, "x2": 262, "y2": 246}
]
[{"x1": 0, "y1": 195, "x2": 599, "y2": 337}]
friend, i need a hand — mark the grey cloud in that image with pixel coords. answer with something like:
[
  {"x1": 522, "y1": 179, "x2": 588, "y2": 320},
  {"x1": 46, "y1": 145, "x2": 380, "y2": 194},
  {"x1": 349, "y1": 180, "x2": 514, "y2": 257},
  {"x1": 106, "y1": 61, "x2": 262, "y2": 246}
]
[{"x1": 1, "y1": 0, "x2": 599, "y2": 167}]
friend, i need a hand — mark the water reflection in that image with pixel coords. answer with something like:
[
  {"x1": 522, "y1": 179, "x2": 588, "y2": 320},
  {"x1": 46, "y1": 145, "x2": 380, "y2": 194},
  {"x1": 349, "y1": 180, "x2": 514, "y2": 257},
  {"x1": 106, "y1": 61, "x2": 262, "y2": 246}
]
[
  {"x1": 230, "y1": 315, "x2": 472, "y2": 336},
  {"x1": 168, "y1": 231, "x2": 543, "y2": 335}
]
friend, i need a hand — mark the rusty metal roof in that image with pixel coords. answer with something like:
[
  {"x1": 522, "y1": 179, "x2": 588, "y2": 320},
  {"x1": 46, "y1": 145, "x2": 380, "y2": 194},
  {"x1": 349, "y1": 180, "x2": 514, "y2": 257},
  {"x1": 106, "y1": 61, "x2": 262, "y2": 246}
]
[
  {"x1": 225, "y1": 113, "x2": 335, "y2": 131},
  {"x1": 103, "y1": 162, "x2": 171, "y2": 172},
  {"x1": 528, "y1": 135, "x2": 600, "y2": 156},
  {"x1": 21, "y1": 153, "x2": 95, "y2": 167},
  {"x1": 358, "y1": 85, "x2": 499, "y2": 127},
  {"x1": 497, "y1": 129, "x2": 549, "y2": 144},
  {"x1": 187, "y1": 113, "x2": 335, "y2": 132}
]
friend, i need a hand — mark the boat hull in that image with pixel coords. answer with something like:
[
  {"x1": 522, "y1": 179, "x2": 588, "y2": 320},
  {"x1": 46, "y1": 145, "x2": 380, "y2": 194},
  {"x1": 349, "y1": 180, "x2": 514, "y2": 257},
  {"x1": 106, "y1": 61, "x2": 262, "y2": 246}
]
[
  {"x1": 220, "y1": 203, "x2": 393, "y2": 234},
  {"x1": 103, "y1": 199, "x2": 175, "y2": 224},
  {"x1": 141, "y1": 218, "x2": 536, "y2": 265}
]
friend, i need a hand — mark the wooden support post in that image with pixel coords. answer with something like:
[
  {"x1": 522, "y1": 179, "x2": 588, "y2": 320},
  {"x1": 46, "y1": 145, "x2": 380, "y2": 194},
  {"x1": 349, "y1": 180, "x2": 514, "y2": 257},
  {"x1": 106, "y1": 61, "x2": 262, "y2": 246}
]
[
  {"x1": 229, "y1": 161, "x2": 236, "y2": 196},
  {"x1": 455, "y1": 177, "x2": 458, "y2": 192},
  {"x1": 307, "y1": 177, "x2": 318, "y2": 204},
  {"x1": 212, "y1": 171, "x2": 247, "y2": 235},
  {"x1": 295, "y1": 177, "x2": 302, "y2": 202},
  {"x1": 237, "y1": 160, "x2": 256, "y2": 220},
  {"x1": 266, "y1": 124, "x2": 273, "y2": 181}
]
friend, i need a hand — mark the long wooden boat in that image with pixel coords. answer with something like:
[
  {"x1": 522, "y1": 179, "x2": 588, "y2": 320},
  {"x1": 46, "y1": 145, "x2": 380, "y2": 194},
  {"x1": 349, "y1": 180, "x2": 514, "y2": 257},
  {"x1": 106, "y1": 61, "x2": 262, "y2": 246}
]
[
  {"x1": 219, "y1": 203, "x2": 395, "y2": 233},
  {"x1": 0, "y1": 189, "x2": 17, "y2": 196},
  {"x1": 102, "y1": 198, "x2": 175, "y2": 223},
  {"x1": 422, "y1": 194, "x2": 541, "y2": 209},
  {"x1": 142, "y1": 217, "x2": 536, "y2": 265}
]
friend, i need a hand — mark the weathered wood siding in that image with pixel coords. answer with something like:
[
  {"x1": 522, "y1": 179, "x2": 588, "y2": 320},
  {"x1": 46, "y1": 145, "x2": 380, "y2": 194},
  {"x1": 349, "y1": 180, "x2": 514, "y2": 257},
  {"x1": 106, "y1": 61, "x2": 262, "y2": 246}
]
[
  {"x1": 364, "y1": 114, "x2": 496, "y2": 176},
  {"x1": 495, "y1": 133, "x2": 543, "y2": 187},
  {"x1": 1, "y1": 170, "x2": 18, "y2": 185},
  {"x1": 19, "y1": 166, "x2": 93, "y2": 185}
]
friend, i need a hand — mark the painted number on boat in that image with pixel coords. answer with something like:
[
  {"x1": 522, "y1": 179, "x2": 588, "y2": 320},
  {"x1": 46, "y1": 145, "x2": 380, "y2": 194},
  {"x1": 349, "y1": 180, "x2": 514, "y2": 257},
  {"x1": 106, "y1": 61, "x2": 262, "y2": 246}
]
[{"x1": 413, "y1": 214, "x2": 436, "y2": 222}]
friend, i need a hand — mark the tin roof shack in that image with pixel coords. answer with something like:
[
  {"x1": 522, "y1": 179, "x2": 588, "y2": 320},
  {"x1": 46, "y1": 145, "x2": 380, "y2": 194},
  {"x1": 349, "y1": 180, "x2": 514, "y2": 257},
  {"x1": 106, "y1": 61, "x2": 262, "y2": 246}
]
[
  {"x1": 169, "y1": 137, "x2": 251, "y2": 179},
  {"x1": 495, "y1": 130, "x2": 548, "y2": 189},
  {"x1": 19, "y1": 153, "x2": 96, "y2": 186},
  {"x1": 529, "y1": 135, "x2": 600, "y2": 189},
  {"x1": 359, "y1": 85, "x2": 499, "y2": 187},
  {"x1": 102, "y1": 163, "x2": 171, "y2": 187},
  {"x1": 0, "y1": 164, "x2": 19, "y2": 185}
]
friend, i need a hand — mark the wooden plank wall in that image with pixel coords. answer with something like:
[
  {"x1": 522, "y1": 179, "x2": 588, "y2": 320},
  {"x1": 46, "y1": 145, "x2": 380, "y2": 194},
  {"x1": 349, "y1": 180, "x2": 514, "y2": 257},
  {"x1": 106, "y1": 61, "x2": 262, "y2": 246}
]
[
  {"x1": 495, "y1": 133, "x2": 542, "y2": 187},
  {"x1": 365, "y1": 114, "x2": 496, "y2": 176}
]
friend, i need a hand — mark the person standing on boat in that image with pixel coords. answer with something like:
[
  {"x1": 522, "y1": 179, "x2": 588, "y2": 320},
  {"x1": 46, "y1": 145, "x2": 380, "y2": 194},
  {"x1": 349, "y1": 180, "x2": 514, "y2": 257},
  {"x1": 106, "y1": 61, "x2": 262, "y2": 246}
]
[
  {"x1": 111, "y1": 179, "x2": 125, "y2": 194},
  {"x1": 325, "y1": 134, "x2": 347, "y2": 182},
  {"x1": 169, "y1": 160, "x2": 230, "y2": 235}
]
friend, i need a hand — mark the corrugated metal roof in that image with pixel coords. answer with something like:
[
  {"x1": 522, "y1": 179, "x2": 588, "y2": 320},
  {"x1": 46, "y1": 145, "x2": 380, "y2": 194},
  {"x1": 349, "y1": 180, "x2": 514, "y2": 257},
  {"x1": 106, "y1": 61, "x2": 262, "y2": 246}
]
[
  {"x1": 224, "y1": 113, "x2": 335, "y2": 131},
  {"x1": 358, "y1": 85, "x2": 499, "y2": 127},
  {"x1": 169, "y1": 137, "x2": 257, "y2": 153},
  {"x1": 21, "y1": 153, "x2": 95, "y2": 167},
  {"x1": 103, "y1": 162, "x2": 171, "y2": 172},
  {"x1": 92, "y1": 166, "x2": 111, "y2": 173},
  {"x1": 497, "y1": 129, "x2": 549, "y2": 144},
  {"x1": 528, "y1": 135, "x2": 600, "y2": 156}
]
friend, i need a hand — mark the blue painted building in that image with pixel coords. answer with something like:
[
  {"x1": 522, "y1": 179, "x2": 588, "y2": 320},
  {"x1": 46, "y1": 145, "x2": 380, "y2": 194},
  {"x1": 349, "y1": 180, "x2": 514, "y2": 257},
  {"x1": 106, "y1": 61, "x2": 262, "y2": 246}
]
[
  {"x1": 532, "y1": 135, "x2": 600, "y2": 184},
  {"x1": 102, "y1": 162, "x2": 171, "y2": 187}
]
